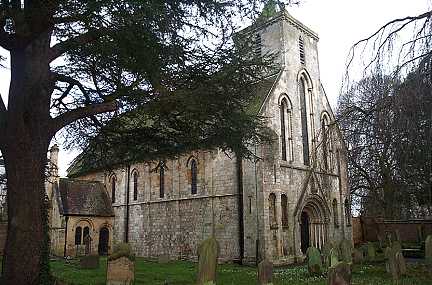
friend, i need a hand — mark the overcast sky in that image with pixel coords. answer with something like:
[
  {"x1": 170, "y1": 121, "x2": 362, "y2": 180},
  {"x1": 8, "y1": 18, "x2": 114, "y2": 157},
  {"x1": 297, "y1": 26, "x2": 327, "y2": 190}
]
[{"x1": 0, "y1": 0, "x2": 430, "y2": 176}]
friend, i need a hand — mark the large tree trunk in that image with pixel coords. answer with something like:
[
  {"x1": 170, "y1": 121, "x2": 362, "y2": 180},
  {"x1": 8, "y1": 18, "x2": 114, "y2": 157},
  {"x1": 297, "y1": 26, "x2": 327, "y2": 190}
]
[
  {"x1": 0, "y1": 32, "x2": 54, "y2": 284},
  {"x1": 2, "y1": 140, "x2": 50, "y2": 284}
]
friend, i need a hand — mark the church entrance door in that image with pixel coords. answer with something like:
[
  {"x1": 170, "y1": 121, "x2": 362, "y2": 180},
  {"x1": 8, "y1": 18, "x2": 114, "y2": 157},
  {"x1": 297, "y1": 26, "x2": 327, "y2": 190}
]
[
  {"x1": 300, "y1": 211, "x2": 310, "y2": 254},
  {"x1": 98, "y1": 227, "x2": 109, "y2": 255}
]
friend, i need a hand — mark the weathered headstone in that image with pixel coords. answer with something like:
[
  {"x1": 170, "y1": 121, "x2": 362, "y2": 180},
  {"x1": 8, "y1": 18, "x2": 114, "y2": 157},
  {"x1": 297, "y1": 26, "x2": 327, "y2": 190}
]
[
  {"x1": 392, "y1": 240, "x2": 402, "y2": 254},
  {"x1": 328, "y1": 262, "x2": 351, "y2": 285},
  {"x1": 387, "y1": 250, "x2": 399, "y2": 282},
  {"x1": 330, "y1": 248, "x2": 340, "y2": 267},
  {"x1": 107, "y1": 243, "x2": 135, "y2": 285},
  {"x1": 158, "y1": 254, "x2": 170, "y2": 264},
  {"x1": 258, "y1": 259, "x2": 273, "y2": 285},
  {"x1": 425, "y1": 235, "x2": 432, "y2": 274},
  {"x1": 395, "y1": 229, "x2": 401, "y2": 242},
  {"x1": 83, "y1": 233, "x2": 92, "y2": 255},
  {"x1": 352, "y1": 249, "x2": 363, "y2": 264},
  {"x1": 322, "y1": 243, "x2": 332, "y2": 268},
  {"x1": 196, "y1": 236, "x2": 219, "y2": 285},
  {"x1": 340, "y1": 239, "x2": 353, "y2": 264},
  {"x1": 306, "y1": 246, "x2": 323, "y2": 275},
  {"x1": 395, "y1": 251, "x2": 406, "y2": 276},
  {"x1": 76, "y1": 245, "x2": 85, "y2": 257},
  {"x1": 366, "y1": 242, "x2": 376, "y2": 261},
  {"x1": 384, "y1": 247, "x2": 392, "y2": 273},
  {"x1": 80, "y1": 254, "x2": 99, "y2": 269}
]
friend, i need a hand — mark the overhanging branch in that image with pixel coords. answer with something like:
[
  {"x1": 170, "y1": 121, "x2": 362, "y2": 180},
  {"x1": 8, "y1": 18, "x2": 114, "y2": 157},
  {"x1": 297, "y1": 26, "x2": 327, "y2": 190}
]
[
  {"x1": 50, "y1": 101, "x2": 117, "y2": 134},
  {"x1": 49, "y1": 28, "x2": 108, "y2": 62}
]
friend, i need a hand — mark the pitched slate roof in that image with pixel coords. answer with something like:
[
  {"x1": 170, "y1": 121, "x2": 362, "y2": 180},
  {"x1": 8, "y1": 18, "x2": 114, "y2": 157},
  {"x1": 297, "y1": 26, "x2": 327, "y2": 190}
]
[{"x1": 55, "y1": 178, "x2": 114, "y2": 217}]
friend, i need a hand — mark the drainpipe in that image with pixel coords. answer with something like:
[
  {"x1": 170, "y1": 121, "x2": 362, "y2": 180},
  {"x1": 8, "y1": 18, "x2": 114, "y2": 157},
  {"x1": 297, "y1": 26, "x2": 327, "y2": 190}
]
[
  {"x1": 236, "y1": 155, "x2": 244, "y2": 264},
  {"x1": 63, "y1": 216, "x2": 69, "y2": 257},
  {"x1": 254, "y1": 145, "x2": 260, "y2": 265},
  {"x1": 125, "y1": 165, "x2": 131, "y2": 243}
]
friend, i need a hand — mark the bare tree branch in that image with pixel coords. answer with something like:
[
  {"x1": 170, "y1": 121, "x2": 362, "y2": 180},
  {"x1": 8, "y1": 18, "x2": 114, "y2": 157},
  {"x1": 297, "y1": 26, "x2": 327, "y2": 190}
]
[{"x1": 50, "y1": 101, "x2": 117, "y2": 133}]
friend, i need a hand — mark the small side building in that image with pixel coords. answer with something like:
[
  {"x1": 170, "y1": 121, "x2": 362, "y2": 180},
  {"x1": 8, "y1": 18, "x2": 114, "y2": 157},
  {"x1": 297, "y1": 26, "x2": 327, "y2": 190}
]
[{"x1": 48, "y1": 146, "x2": 115, "y2": 257}]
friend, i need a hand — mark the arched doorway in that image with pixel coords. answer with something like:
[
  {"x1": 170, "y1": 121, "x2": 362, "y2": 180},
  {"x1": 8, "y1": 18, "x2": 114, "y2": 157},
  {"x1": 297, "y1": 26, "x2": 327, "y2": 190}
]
[
  {"x1": 299, "y1": 196, "x2": 329, "y2": 254},
  {"x1": 300, "y1": 211, "x2": 310, "y2": 254},
  {"x1": 98, "y1": 227, "x2": 109, "y2": 255}
]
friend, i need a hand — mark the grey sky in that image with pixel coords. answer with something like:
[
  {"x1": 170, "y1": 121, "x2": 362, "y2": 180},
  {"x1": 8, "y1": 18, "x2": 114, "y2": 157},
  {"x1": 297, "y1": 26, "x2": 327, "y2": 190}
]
[{"x1": 0, "y1": 0, "x2": 430, "y2": 176}]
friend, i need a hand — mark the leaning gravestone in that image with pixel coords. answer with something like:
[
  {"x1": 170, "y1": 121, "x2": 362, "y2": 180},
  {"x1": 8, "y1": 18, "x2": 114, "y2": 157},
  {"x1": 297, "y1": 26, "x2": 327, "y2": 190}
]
[
  {"x1": 258, "y1": 259, "x2": 273, "y2": 285},
  {"x1": 367, "y1": 242, "x2": 376, "y2": 261},
  {"x1": 196, "y1": 236, "x2": 219, "y2": 285},
  {"x1": 106, "y1": 243, "x2": 135, "y2": 285},
  {"x1": 306, "y1": 246, "x2": 323, "y2": 275},
  {"x1": 340, "y1": 239, "x2": 353, "y2": 264},
  {"x1": 328, "y1": 262, "x2": 351, "y2": 285},
  {"x1": 80, "y1": 254, "x2": 99, "y2": 269},
  {"x1": 425, "y1": 235, "x2": 432, "y2": 274}
]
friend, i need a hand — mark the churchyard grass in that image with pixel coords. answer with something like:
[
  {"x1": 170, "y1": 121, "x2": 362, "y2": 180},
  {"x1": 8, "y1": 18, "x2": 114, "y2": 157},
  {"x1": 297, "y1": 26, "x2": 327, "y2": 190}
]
[{"x1": 50, "y1": 257, "x2": 432, "y2": 285}]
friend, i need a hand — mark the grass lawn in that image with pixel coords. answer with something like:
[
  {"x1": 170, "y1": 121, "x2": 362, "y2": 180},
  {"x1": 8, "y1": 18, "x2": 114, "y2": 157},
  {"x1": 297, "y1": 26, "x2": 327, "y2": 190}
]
[{"x1": 50, "y1": 257, "x2": 432, "y2": 285}]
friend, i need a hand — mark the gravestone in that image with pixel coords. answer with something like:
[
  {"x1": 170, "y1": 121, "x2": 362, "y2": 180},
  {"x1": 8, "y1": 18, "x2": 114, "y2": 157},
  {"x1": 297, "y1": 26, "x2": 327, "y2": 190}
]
[
  {"x1": 395, "y1": 229, "x2": 401, "y2": 242},
  {"x1": 80, "y1": 254, "x2": 99, "y2": 269},
  {"x1": 196, "y1": 236, "x2": 219, "y2": 285},
  {"x1": 352, "y1": 249, "x2": 363, "y2": 264},
  {"x1": 76, "y1": 245, "x2": 85, "y2": 257},
  {"x1": 417, "y1": 225, "x2": 424, "y2": 242},
  {"x1": 321, "y1": 243, "x2": 333, "y2": 268},
  {"x1": 340, "y1": 239, "x2": 352, "y2": 264},
  {"x1": 330, "y1": 248, "x2": 340, "y2": 267},
  {"x1": 258, "y1": 259, "x2": 273, "y2": 285},
  {"x1": 366, "y1": 242, "x2": 376, "y2": 261},
  {"x1": 395, "y1": 251, "x2": 406, "y2": 276},
  {"x1": 328, "y1": 262, "x2": 351, "y2": 285},
  {"x1": 425, "y1": 235, "x2": 432, "y2": 275},
  {"x1": 392, "y1": 240, "x2": 402, "y2": 254},
  {"x1": 387, "y1": 249, "x2": 399, "y2": 282},
  {"x1": 83, "y1": 234, "x2": 92, "y2": 255},
  {"x1": 106, "y1": 243, "x2": 135, "y2": 285},
  {"x1": 306, "y1": 246, "x2": 323, "y2": 275},
  {"x1": 158, "y1": 254, "x2": 170, "y2": 264},
  {"x1": 106, "y1": 256, "x2": 135, "y2": 285},
  {"x1": 377, "y1": 235, "x2": 384, "y2": 250},
  {"x1": 384, "y1": 247, "x2": 392, "y2": 273}
]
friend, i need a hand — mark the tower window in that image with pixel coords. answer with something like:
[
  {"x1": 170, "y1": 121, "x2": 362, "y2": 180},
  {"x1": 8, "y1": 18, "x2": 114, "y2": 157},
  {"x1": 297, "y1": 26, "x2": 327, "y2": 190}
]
[
  {"x1": 299, "y1": 78, "x2": 310, "y2": 165},
  {"x1": 299, "y1": 36, "x2": 305, "y2": 65},
  {"x1": 111, "y1": 176, "x2": 116, "y2": 204},
  {"x1": 133, "y1": 171, "x2": 138, "y2": 201},
  {"x1": 190, "y1": 159, "x2": 197, "y2": 195}
]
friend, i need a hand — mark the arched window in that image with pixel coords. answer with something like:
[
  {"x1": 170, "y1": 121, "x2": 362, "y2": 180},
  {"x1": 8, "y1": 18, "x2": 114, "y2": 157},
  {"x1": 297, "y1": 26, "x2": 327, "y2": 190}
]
[
  {"x1": 133, "y1": 171, "x2": 138, "y2": 201},
  {"x1": 159, "y1": 162, "x2": 165, "y2": 198},
  {"x1": 190, "y1": 159, "x2": 197, "y2": 195},
  {"x1": 281, "y1": 194, "x2": 288, "y2": 227},
  {"x1": 345, "y1": 199, "x2": 351, "y2": 226},
  {"x1": 299, "y1": 36, "x2": 305, "y2": 65},
  {"x1": 75, "y1": 226, "x2": 82, "y2": 245},
  {"x1": 269, "y1": 193, "x2": 277, "y2": 228},
  {"x1": 280, "y1": 97, "x2": 293, "y2": 162},
  {"x1": 299, "y1": 78, "x2": 310, "y2": 165},
  {"x1": 83, "y1": 226, "x2": 90, "y2": 239},
  {"x1": 321, "y1": 114, "x2": 329, "y2": 170},
  {"x1": 332, "y1": 199, "x2": 339, "y2": 227},
  {"x1": 111, "y1": 175, "x2": 116, "y2": 204}
]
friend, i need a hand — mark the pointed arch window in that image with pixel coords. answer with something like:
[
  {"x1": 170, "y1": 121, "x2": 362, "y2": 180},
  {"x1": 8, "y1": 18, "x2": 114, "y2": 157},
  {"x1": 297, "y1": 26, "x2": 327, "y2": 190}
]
[
  {"x1": 75, "y1": 226, "x2": 82, "y2": 245},
  {"x1": 190, "y1": 159, "x2": 198, "y2": 195},
  {"x1": 299, "y1": 78, "x2": 310, "y2": 165},
  {"x1": 280, "y1": 97, "x2": 293, "y2": 162},
  {"x1": 111, "y1": 175, "x2": 116, "y2": 204},
  {"x1": 159, "y1": 162, "x2": 165, "y2": 198},
  {"x1": 332, "y1": 199, "x2": 339, "y2": 227},
  {"x1": 269, "y1": 193, "x2": 277, "y2": 228},
  {"x1": 133, "y1": 171, "x2": 138, "y2": 201},
  {"x1": 321, "y1": 113, "x2": 330, "y2": 170},
  {"x1": 281, "y1": 194, "x2": 288, "y2": 227},
  {"x1": 83, "y1": 226, "x2": 90, "y2": 239}
]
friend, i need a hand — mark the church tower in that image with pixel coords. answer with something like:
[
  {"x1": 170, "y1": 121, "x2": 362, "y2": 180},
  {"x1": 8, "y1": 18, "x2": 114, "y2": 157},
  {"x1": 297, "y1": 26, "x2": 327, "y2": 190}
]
[{"x1": 240, "y1": 4, "x2": 351, "y2": 264}]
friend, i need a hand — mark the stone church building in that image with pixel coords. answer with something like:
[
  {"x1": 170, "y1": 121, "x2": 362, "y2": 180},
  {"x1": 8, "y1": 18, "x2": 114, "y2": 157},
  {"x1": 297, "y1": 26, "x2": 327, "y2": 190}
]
[{"x1": 51, "y1": 8, "x2": 352, "y2": 264}]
